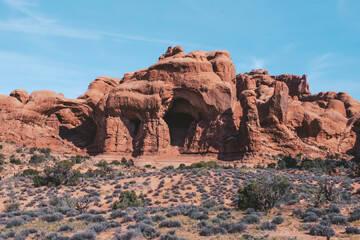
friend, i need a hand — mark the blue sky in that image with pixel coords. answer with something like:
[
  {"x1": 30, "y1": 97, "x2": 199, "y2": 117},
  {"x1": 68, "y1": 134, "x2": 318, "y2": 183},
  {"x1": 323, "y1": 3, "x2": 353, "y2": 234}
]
[{"x1": 0, "y1": 0, "x2": 359, "y2": 100}]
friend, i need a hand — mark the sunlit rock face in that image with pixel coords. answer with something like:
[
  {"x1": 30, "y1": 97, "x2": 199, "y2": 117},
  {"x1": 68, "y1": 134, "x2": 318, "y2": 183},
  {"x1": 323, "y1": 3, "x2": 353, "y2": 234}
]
[{"x1": 1, "y1": 46, "x2": 360, "y2": 161}]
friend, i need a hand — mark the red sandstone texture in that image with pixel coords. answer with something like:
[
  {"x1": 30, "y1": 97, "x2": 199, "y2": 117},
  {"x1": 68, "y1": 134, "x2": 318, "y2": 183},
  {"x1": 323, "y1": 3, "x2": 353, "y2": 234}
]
[{"x1": 1, "y1": 46, "x2": 360, "y2": 161}]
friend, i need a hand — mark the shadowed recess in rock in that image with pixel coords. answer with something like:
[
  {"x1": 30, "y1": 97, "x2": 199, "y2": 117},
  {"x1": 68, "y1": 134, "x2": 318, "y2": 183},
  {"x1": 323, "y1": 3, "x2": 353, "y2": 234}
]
[{"x1": 164, "y1": 98, "x2": 198, "y2": 147}]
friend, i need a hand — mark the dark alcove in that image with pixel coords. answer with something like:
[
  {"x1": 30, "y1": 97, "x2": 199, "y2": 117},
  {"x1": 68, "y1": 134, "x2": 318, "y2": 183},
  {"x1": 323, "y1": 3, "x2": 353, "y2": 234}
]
[{"x1": 164, "y1": 98, "x2": 197, "y2": 147}]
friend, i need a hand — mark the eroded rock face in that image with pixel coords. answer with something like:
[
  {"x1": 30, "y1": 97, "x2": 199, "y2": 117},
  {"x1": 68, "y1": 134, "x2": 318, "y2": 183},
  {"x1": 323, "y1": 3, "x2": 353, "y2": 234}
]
[{"x1": 1, "y1": 46, "x2": 360, "y2": 161}]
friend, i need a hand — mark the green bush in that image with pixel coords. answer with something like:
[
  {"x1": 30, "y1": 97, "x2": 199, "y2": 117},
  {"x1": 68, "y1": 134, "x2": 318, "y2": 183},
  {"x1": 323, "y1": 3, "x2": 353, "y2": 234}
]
[
  {"x1": 96, "y1": 160, "x2": 113, "y2": 173},
  {"x1": 300, "y1": 159, "x2": 315, "y2": 170},
  {"x1": 0, "y1": 144, "x2": 2, "y2": 150},
  {"x1": 121, "y1": 157, "x2": 127, "y2": 165},
  {"x1": 238, "y1": 175, "x2": 292, "y2": 211},
  {"x1": 84, "y1": 169, "x2": 107, "y2": 178},
  {"x1": 29, "y1": 147, "x2": 37, "y2": 154},
  {"x1": 39, "y1": 148, "x2": 51, "y2": 155},
  {"x1": 278, "y1": 155, "x2": 298, "y2": 169},
  {"x1": 267, "y1": 163, "x2": 276, "y2": 169},
  {"x1": 0, "y1": 154, "x2": 5, "y2": 165},
  {"x1": 9, "y1": 155, "x2": 21, "y2": 165},
  {"x1": 127, "y1": 159, "x2": 135, "y2": 167},
  {"x1": 112, "y1": 191, "x2": 145, "y2": 209},
  {"x1": 29, "y1": 154, "x2": 45, "y2": 164},
  {"x1": 22, "y1": 169, "x2": 40, "y2": 177},
  {"x1": 178, "y1": 163, "x2": 186, "y2": 170},
  {"x1": 33, "y1": 160, "x2": 81, "y2": 187},
  {"x1": 188, "y1": 161, "x2": 221, "y2": 169},
  {"x1": 5, "y1": 203, "x2": 20, "y2": 212},
  {"x1": 111, "y1": 160, "x2": 121, "y2": 165},
  {"x1": 162, "y1": 165, "x2": 175, "y2": 171},
  {"x1": 144, "y1": 164, "x2": 152, "y2": 168},
  {"x1": 71, "y1": 155, "x2": 90, "y2": 164}
]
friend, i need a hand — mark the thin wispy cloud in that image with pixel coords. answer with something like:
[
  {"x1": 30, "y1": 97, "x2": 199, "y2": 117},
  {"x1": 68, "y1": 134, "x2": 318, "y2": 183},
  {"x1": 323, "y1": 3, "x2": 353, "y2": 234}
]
[
  {"x1": 0, "y1": 0, "x2": 201, "y2": 46},
  {"x1": 251, "y1": 57, "x2": 265, "y2": 69},
  {"x1": 3, "y1": 0, "x2": 54, "y2": 23},
  {"x1": 307, "y1": 52, "x2": 334, "y2": 81}
]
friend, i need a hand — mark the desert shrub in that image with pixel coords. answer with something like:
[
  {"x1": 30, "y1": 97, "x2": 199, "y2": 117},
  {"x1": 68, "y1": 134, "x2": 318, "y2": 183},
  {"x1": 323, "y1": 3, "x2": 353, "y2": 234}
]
[
  {"x1": 74, "y1": 196, "x2": 92, "y2": 213},
  {"x1": 111, "y1": 160, "x2": 121, "y2": 165},
  {"x1": 134, "y1": 211, "x2": 150, "y2": 223},
  {"x1": 272, "y1": 215, "x2": 284, "y2": 225},
  {"x1": 70, "y1": 230, "x2": 97, "y2": 240},
  {"x1": 313, "y1": 180, "x2": 340, "y2": 206},
  {"x1": 114, "y1": 229, "x2": 140, "y2": 240},
  {"x1": 33, "y1": 160, "x2": 81, "y2": 187},
  {"x1": 112, "y1": 191, "x2": 145, "y2": 209},
  {"x1": 18, "y1": 228, "x2": 37, "y2": 239},
  {"x1": 135, "y1": 222, "x2": 160, "y2": 239},
  {"x1": 216, "y1": 212, "x2": 231, "y2": 220},
  {"x1": 162, "y1": 166, "x2": 175, "y2": 171},
  {"x1": 49, "y1": 195, "x2": 76, "y2": 213},
  {"x1": 0, "y1": 154, "x2": 5, "y2": 164},
  {"x1": 76, "y1": 214, "x2": 106, "y2": 223},
  {"x1": 29, "y1": 154, "x2": 45, "y2": 164},
  {"x1": 267, "y1": 163, "x2": 276, "y2": 169},
  {"x1": 201, "y1": 199, "x2": 217, "y2": 208},
  {"x1": 225, "y1": 222, "x2": 247, "y2": 233},
  {"x1": 6, "y1": 217, "x2": 25, "y2": 228},
  {"x1": 278, "y1": 155, "x2": 297, "y2": 169},
  {"x1": 329, "y1": 213, "x2": 347, "y2": 225},
  {"x1": 159, "y1": 220, "x2": 182, "y2": 228},
  {"x1": 88, "y1": 221, "x2": 120, "y2": 234},
  {"x1": 5, "y1": 202, "x2": 20, "y2": 212},
  {"x1": 302, "y1": 212, "x2": 319, "y2": 222},
  {"x1": 177, "y1": 164, "x2": 186, "y2": 170},
  {"x1": 348, "y1": 208, "x2": 360, "y2": 222},
  {"x1": 38, "y1": 147, "x2": 51, "y2": 155},
  {"x1": 41, "y1": 212, "x2": 64, "y2": 222},
  {"x1": 346, "y1": 226, "x2": 360, "y2": 234},
  {"x1": 188, "y1": 161, "x2": 221, "y2": 169},
  {"x1": 190, "y1": 211, "x2": 209, "y2": 220},
  {"x1": 160, "y1": 230, "x2": 180, "y2": 240},
  {"x1": 199, "y1": 225, "x2": 226, "y2": 236},
  {"x1": 300, "y1": 159, "x2": 315, "y2": 170},
  {"x1": 120, "y1": 157, "x2": 128, "y2": 165},
  {"x1": 96, "y1": 160, "x2": 113, "y2": 173},
  {"x1": 22, "y1": 169, "x2": 40, "y2": 177},
  {"x1": 152, "y1": 214, "x2": 165, "y2": 222},
  {"x1": 166, "y1": 210, "x2": 181, "y2": 218},
  {"x1": 242, "y1": 214, "x2": 260, "y2": 224},
  {"x1": 326, "y1": 205, "x2": 340, "y2": 214},
  {"x1": 84, "y1": 169, "x2": 107, "y2": 178},
  {"x1": 10, "y1": 155, "x2": 21, "y2": 165},
  {"x1": 29, "y1": 147, "x2": 37, "y2": 154},
  {"x1": 309, "y1": 224, "x2": 335, "y2": 239},
  {"x1": 121, "y1": 216, "x2": 133, "y2": 223},
  {"x1": 59, "y1": 225, "x2": 74, "y2": 232},
  {"x1": 110, "y1": 210, "x2": 128, "y2": 219},
  {"x1": 238, "y1": 175, "x2": 292, "y2": 211},
  {"x1": 71, "y1": 155, "x2": 89, "y2": 164},
  {"x1": 260, "y1": 221, "x2": 277, "y2": 231},
  {"x1": 127, "y1": 159, "x2": 135, "y2": 167}
]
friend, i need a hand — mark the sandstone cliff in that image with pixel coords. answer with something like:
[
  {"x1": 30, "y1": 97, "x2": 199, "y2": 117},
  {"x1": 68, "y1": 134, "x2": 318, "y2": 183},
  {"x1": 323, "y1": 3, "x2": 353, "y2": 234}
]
[{"x1": 1, "y1": 46, "x2": 360, "y2": 161}]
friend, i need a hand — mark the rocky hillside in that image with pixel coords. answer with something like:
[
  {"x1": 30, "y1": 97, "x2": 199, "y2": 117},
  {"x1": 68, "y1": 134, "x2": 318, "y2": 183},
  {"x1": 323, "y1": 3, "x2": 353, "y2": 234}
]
[{"x1": 1, "y1": 46, "x2": 360, "y2": 162}]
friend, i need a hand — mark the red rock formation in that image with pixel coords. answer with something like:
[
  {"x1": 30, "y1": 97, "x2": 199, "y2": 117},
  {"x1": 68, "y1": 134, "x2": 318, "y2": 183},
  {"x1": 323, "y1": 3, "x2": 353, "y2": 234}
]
[{"x1": 1, "y1": 46, "x2": 360, "y2": 162}]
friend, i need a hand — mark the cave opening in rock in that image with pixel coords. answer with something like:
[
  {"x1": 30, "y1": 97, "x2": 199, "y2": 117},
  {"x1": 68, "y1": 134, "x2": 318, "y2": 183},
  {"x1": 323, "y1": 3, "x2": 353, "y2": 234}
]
[
  {"x1": 129, "y1": 119, "x2": 141, "y2": 138},
  {"x1": 164, "y1": 98, "x2": 197, "y2": 147}
]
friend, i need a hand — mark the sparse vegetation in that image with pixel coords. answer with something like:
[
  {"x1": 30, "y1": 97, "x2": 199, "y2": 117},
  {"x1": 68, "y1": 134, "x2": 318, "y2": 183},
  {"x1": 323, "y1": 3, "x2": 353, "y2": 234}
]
[{"x1": 112, "y1": 191, "x2": 145, "y2": 209}]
